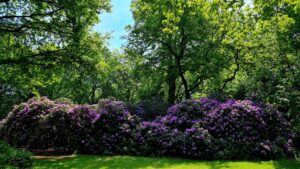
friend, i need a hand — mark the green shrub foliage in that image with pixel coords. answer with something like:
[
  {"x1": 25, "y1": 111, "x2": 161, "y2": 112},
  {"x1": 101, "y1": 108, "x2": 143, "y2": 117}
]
[{"x1": 0, "y1": 140, "x2": 32, "y2": 168}]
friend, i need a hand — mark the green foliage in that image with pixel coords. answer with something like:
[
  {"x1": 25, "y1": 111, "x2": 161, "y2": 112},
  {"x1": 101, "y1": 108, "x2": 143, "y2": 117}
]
[
  {"x1": 222, "y1": 0, "x2": 300, "y2": 133},
  {"x1": 0, "y1": 140, "x2": 33, "y2": 169},
  {"x1": 0, "y1": 0, "x2": 299, "y2": 147},
  {"x1": 0, "y1": 0, "x2": 137, "y2": 118},
  {"x1": 129, "y1": 97, "x2": 169, "y2": 120},
  {"x1": 126, "y1": 0, "x2": 300, "y2": 140},
  {"x1": 127, "y1": 0, "x2": 256, "y2": 103}
]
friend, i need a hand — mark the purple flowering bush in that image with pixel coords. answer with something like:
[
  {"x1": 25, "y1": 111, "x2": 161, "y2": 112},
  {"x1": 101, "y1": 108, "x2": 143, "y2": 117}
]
[
  {"x1": 135, "y1": 122, "x2": 216, "y2": 159},
  {"x1": 134, "y1": 121, "x2": 179, "y2": 156},
  {"x1": 85, "y1": 100, "x2": 140, "y2": 155},
  {"x1": 0, "y1": 97, "x2": 294, "y2": 159},
  {"x1": 134, "y1": 99, "x2": 220, "y2": 158},
  {"x1": 0, "y1": 97, "x2": 59, "y2": 149},
  {"x1": 68, "y1": 105, "x2": 99, "y2": 153},
  {"x1": 207, "y1": 100, "x2": 293, "y2": 159},
  {"x1": 0, "y1": 97, "x2": 98, "y2": 154},
  {"x1": 159, "y1": 98, "x2": 220, "y2": 130},
  {"x1": 180, "y1": 125, "x2": 216, "y2": 159},
  {"x1": 135, "y1": 99, "x2": 293, "y2": 159}
]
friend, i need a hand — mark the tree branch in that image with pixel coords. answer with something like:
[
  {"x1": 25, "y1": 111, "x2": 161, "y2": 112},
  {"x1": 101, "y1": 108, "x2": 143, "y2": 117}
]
[
  {"x1": 0, "y1": 24, "x2": 30, "y2": 32},
  {"x1": 0, "y1": 49, "x2": 64, "y2": 66},
  {"x1": 0, "y1": 8, "x2": 63, "y2": 20},
  {"x1": 219, "y1": 49, "x2": 241, "y2": 92}
]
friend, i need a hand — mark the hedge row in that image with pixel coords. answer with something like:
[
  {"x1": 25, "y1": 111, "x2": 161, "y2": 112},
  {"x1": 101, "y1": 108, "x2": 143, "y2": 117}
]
[{"x1": 0, "y1": 97, "x2": 295, "y2": 160}]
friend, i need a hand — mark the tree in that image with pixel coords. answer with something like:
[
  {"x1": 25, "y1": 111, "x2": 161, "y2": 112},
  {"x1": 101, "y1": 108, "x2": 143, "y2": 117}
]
[
  {"x1": 0, "y1": 0, "x2": 111, "y2": 117},
  {"x1": 0, "y1": 0, "x2": 110, "y2": 66},
  {"x1": 127, "y1": 0, "x2": 247, "y2": 104},
  {"x1": 227, "y1": 0, "x2": 300, "y2": 131}
]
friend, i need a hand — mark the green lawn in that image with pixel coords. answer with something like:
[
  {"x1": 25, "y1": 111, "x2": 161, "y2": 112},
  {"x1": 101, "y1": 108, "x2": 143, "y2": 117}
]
[{"x1": 33, "y1": 155, "x2": 300, "y2": 169}]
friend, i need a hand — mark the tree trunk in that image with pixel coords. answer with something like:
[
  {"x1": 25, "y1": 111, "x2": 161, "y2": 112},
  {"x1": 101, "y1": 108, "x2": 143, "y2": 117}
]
[
  {"x1": 90, "y1": 84, "x2": 97, "y2": 104},
  {"x1": 167, "y1": 65, "x2": 176, "y2": 104},
  {"x1": 175, "y1": 57, "x2": 190, "y2": 99},
  {"x1": 181, "y1": 74, "x2": 190, "y2": 99}
]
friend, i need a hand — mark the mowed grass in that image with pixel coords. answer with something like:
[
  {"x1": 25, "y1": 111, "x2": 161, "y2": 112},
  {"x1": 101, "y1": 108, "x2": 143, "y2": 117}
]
[{"x1": 33, "y1": 155, "x2": 300, "y2": 169}]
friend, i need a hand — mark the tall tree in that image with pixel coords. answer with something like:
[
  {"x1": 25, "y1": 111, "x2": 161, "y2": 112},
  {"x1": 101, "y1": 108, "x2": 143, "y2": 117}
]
[
  {"x1": 0, "y1": 0, "x2": 111, "y2": 117},
  {"x1": 127, "y1": 0, "x2": 246, "y2": 103}
]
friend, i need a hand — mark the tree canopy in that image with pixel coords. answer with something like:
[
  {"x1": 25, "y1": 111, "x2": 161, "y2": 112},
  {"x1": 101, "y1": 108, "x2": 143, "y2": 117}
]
[{"x1": 0, "y1": 0, "x2": 299, "y2": 132}]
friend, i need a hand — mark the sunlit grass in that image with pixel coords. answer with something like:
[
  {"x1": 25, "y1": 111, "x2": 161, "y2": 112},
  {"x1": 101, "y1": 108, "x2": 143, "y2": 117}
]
[{"x1": 33, "y1": 155, "x2": 300, "y2": 169}]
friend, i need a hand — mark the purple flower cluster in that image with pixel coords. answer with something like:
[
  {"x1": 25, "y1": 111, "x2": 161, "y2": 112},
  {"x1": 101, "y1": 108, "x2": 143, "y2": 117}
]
[
  {"x1": 0, "y1": 97, "x2": 98, "y2": 154},
  {"x1": 68, "y1": 105, "x2": 99, "y2": 152},
  {"x1": 134, "y1": 99, "x2": 294, "y2": 159},
  {"x1": 206, "y1": 100, "x2": 293, "y2": 159},
  {"x1": 85, "y1": 100, "x2": 140, "y2": 155},
  {"x1": 158, "y1": 99, "x2": 220, "y2": 130},
  {"x1": 134, "y1": 121, "x2": 176, "y2": 156},
  {"x1": 0, "y1": 97, "x2": 294, "y2": 159}
]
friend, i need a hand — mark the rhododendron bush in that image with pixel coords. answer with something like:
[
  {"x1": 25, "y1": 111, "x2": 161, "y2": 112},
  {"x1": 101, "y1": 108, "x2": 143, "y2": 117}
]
[
  {"x1": 0, "y1": 97, "x2": 295, "y2": 159},
  {"x1": 207, "y1": 100, "x2": 293, "y2": 159},
  {"x1": 0, "y1": 97, "x2": 97, "y2": 154},
  {"x1": 84, "y1": 100, "x2": 140, "y2": 155}
]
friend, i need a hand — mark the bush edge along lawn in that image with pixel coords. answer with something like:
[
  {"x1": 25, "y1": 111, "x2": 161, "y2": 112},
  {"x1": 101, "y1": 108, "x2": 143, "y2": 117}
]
[{"x1": 33, "y1": 155, "x2": 300, "y2": 169}]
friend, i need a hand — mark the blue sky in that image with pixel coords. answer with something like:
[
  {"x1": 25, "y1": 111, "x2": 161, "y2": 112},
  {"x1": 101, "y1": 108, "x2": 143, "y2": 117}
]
[{"x1": 94, "y1": 0, "x2": 133, "y2": 49}]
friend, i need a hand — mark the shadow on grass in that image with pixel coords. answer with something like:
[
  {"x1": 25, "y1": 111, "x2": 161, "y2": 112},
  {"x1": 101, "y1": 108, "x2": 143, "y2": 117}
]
[
  {"x1": 33, "y1": 155, "x2": 300, "y2": 169},
  {"x1": 273, "y1": 159, "x2": 300, "y2": 169},
  {"x1": 35, "y1": 156, "x2": 189, "y2": 169},
  {"x1": 33, "y1": 156, "x2": 226, "y2": 169}
]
